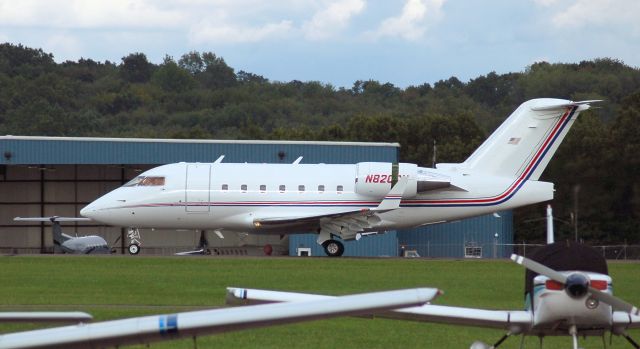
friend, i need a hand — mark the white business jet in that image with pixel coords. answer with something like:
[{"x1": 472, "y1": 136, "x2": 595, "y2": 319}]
[
  {"x1": 0, "y1": 287, "x2": 436, "y2": 349},
  {"x1": 81, "y1": 98, "x2": 598, "y2": 256}
]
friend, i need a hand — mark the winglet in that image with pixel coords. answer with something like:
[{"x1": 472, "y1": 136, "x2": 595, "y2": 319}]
[{"x1": 374, "y1": 176, "x2": 408, "y2": 211}]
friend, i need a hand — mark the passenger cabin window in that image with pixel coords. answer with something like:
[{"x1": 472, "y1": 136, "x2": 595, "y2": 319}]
[
  {"x1": 318, "y1": 185, "x2": 325, "y2": 193},
  {"x1": 241, "y1": 184, "x2": 248, "y2": 192},
  {"x1": 337, "y1": 185, "x2": 343, "y2": 193},
  {"x1": 279, "y1": 185, "x2": 286, "y2": 192},
  {"x1": 123, "y1": 176, "x2": 165, "y2": 187},
  {"x1": 260, "y1": 184, "x2": 267, "y2": 192},
  {"x1": 221, "y1": 184, "x2": 228, "y2": 191},
  {"x1": 298, "y1": 185, "x2": 305, "y2": 192}
]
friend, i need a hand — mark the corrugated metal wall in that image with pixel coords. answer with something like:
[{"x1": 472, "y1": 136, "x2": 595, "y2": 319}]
[
  {"x1": 289, "y1": 232, "x2": 399, "y2": 257},
  {"x1": 0, "y1": 137, "x2": 399, "y2": 164},
  {"x1": 397, "y1": 211, "x2": 514, "y2": 258}
]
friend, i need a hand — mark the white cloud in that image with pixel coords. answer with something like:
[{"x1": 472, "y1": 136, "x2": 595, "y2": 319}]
[
  {"x1": 189, "y1": 19, "x2": 294, "y2": 44},
  {"x1": 0, "y1": 0, "x2": 185, "y2": 29},
  {"x1": 302, "y1": 0, "x2": 366, "y2": 40},
  {"x1": 532, "y1": 0, "x2": 561, "y2": 6},
  {"x1": 532, "y1": 0, "x2": 640, "y2": 36},
  {"x1": 370, "y1": 0, "x2": 446, "y2": 41}
]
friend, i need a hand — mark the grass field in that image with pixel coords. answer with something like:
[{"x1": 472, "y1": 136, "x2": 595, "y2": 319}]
[{"x1": 1, "y1": 255, "x2": 639, "y2": 348}]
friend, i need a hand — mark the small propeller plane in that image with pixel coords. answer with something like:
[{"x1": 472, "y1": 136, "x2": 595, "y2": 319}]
[
  {"x1": 80, "y1": 99, "x2": 599, "y2": 256},
  {"x1": 227, "y1": 244, "x2": 640, "y2": 349},
  {"x1": 14, "y1": 217, "x2": 111, "y2": 254},
  {"x1": 0, "y1": 287, "x2": 437, "y2": 349}
]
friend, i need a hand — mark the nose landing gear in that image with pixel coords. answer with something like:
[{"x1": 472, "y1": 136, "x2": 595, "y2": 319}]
[{"x1": 127, "y1": 228, "x2": 141, "y2": 255}]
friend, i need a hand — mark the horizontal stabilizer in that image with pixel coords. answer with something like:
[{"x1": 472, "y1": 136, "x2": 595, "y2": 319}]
[
  {"x1": 14, "y1": 216, "x2": 92, "y2": 223},
  {"x1": 530, "y1": 99, "x2": 602, "y2": 112}
]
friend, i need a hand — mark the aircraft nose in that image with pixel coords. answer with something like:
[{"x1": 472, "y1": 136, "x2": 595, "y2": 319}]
[
  {"x1": 79, "y1": 205, "x2": 93, "y2": 218},
  {"x1": 565, "y1": 273, "x2": 590, "y2": 299},
  {"x1": 80, "y1": 198, "x2": 110, "y2": 222}
]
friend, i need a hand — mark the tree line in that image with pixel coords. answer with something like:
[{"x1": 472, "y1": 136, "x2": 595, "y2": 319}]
[{"x1": 1, "y1": 43, "x2": 639, "y2": 244}]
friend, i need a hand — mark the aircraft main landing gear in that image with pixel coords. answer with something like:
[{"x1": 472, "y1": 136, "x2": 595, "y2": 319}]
[{"x1": 322, "y1": 240, "x2": 344, "y2": 257}]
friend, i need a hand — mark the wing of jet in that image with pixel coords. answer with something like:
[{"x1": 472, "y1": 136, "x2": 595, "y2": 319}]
[
  {"x1": 226, "y1": 287, "x2": 531, "y2": 331},
  {"x1": 0, "y1": 288, "x2": 436, "y2": 349}
]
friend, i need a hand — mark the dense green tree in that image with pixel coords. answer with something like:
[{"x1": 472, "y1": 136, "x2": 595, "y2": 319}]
[
  {"x1": 120, "y1": 52, "x2": 153, "y2": 83},
  {"x1": 152, "y1": 56, "x2": 197, "y2": 92}
]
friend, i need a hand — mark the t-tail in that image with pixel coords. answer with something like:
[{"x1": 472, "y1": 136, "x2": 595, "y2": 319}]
[
  {"x1": 13, "y1": 216, "x2": 90, "y2": 248},
  {"x1": 462, "y1": 99, "x2": 600, "y2": 180},
  {"x1": 51, "y1": 220, "x2": 72, "y2": 247}
]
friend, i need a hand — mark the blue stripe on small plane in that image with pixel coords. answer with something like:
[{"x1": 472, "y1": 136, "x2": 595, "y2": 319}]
[{"x1": 159, "y1": 314, "x2": 178, "y2": 336}]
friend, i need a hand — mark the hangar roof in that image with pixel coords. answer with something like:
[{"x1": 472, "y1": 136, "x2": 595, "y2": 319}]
[{"x1": 0, "y1": 136, "x2": 400, "y2": 165}]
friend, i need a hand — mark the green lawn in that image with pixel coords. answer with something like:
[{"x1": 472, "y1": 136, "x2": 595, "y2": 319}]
[{"x1": 1, "y1": 256, "x2": 638, "y2": 348}]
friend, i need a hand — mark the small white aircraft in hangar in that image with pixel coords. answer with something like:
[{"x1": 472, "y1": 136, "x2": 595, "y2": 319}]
[
  {"x1": 81, "y1": 98, "x2": 599, "y2": 256},
  {"x1": 227, "y1": 245, "x2": 640, "y2": 349},
  {"x1": 0, "y1": 287, "x2": 437, "y2": 349}
]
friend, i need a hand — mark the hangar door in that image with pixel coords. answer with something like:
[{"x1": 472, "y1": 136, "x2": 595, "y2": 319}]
[{"x1": 185, "y1": 164, "x2": 211, "y2": 212}]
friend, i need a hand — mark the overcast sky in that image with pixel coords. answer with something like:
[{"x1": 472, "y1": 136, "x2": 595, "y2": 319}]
[{"x1": 1, "y1": 0, "x2": 638, "y2": 87}]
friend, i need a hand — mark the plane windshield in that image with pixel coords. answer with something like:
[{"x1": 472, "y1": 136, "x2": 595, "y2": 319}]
[{"x1": 123, "y1": 176, "x2": 165, "y2": 187}]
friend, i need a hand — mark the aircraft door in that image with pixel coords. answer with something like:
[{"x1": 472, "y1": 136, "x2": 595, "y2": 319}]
[{"x1": 185, "y1": 163, "x2": 211, "y2": 212}]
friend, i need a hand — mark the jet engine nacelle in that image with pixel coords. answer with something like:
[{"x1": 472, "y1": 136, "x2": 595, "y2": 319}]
[{"x1": 354, "y1": 162, "x2": 418, "y2": 199}]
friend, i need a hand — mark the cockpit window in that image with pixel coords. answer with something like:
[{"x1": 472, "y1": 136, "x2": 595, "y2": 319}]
[
  {"x1": 123, "y1": 176, "x2": 165, "y2": 187},
  {"x1": 123, "y1": 176, "x2": 144, "y2": 187},
  {"x1": 140, "y1": 176, "x2": 165, "y2": 186}
]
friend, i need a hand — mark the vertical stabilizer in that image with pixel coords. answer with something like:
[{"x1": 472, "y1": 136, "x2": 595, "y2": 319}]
[
  {"x1": 462, "y1": 99, "x2": 597, "y2": 180},
  {"x1": 51, "y1": 221, "x2": 71, "y2": 246}
]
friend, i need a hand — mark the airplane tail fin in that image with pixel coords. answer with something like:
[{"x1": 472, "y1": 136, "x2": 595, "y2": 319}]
[
  {"x1": 13, "y1": 216, "x2": 90, "y2": 245},
  {"x1": 461, "y1": 99, "x2": 599, "y2": 180},
  {"x1": 51, "y1": 221, "x2": 71, "y2": 245}
]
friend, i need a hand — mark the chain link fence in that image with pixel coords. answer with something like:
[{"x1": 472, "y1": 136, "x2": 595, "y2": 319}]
[{"x1": 399, "y1": 243, "x2": 640, "y2": 260}]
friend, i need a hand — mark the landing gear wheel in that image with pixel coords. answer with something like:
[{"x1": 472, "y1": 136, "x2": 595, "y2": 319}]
[
  {"x1": 322, "y1": 240, "x2": 344, "y2": 257},
  {"x1": 128, "y1": 243, "x2": 140, "y2": 255}
]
